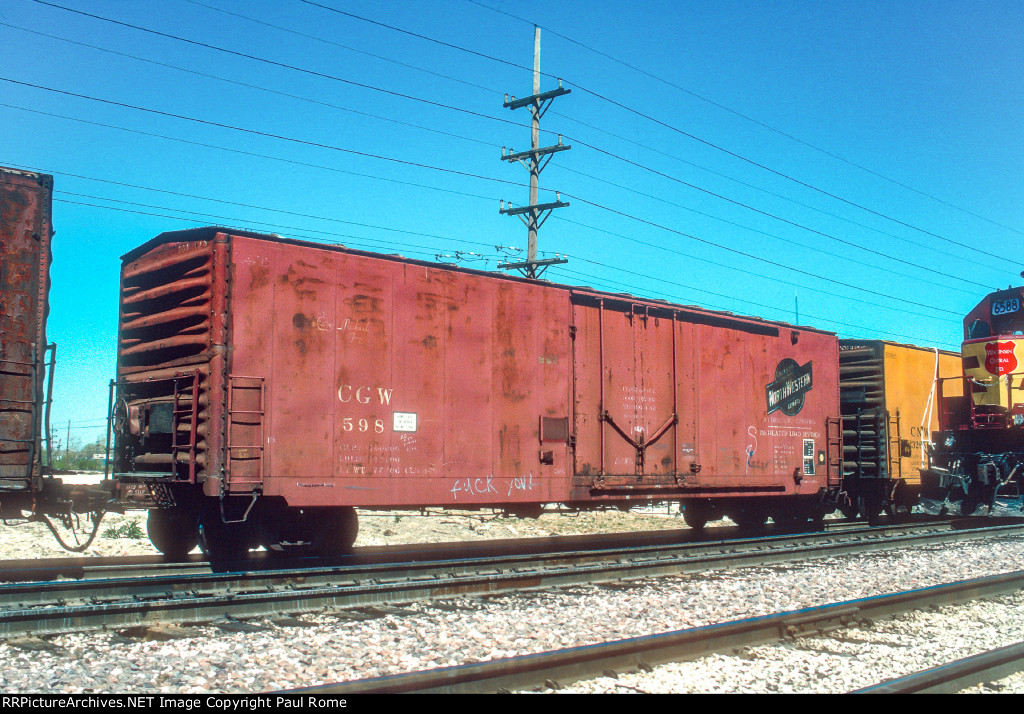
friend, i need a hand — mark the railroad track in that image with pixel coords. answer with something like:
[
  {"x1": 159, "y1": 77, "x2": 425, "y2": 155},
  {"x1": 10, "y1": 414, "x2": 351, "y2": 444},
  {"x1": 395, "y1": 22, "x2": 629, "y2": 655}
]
[
  {"x1": 0, "y1": 514, "x2": 1013, "y2": 583},
  {"x1": 291, "y1": 570, "x2": 1024, "y2": 694},
  {"x1": 853, "y1": 642, "x2": 1024, "y2": 694},
  {"x1": 2, "y1": 519, "x2": 1023, "y2": 638}
]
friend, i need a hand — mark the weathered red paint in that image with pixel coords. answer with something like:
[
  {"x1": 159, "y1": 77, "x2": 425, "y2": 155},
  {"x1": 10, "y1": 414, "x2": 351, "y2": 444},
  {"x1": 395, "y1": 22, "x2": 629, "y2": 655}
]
[
  {"x1": 0, "y1": 167, "x2": 52, "y2": 489},
  {"x1": 115, "y1": 228, "x2": 841, "y2": 510}
]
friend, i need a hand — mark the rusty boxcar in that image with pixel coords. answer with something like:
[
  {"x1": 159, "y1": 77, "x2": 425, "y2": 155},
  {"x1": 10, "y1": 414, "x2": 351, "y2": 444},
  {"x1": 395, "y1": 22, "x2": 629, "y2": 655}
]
[
  {"x1": 0, "y1": 167, "x2": 53, "y2": 512},
  {"x1": 112, "y1": 227, "x2": 843, "y2": 559}
]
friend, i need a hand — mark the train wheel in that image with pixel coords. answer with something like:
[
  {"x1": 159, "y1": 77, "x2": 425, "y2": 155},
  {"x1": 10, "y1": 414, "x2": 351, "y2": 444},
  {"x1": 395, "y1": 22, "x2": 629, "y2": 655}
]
[
  {"x1": 858, "y1": 495, "x2": 883, "y2": 526},
  {"x1": 147, "y1": 509, "x2": 198, "y2": 561},
  {"x1": 313, "y1": 506, "x2": 359, "y2": 557},
  {"x1": 731, "y1": 508, "x2": 766, "y2": 533},
  {"x1": 198, "y1": 510, "x2": 250, "y2": 564},
  {"x1": 682, "y1": 501, "x2": 710, "y2": 531},
  {"x1": 960, "y1": 488, "x2": 980, "y2": 516}
]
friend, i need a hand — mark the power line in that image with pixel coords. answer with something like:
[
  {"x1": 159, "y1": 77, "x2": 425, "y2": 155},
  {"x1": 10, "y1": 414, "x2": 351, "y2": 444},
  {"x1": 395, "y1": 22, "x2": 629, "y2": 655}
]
[
  {"x1": 549, "y1": 110, "x2": 1005, "y2": 273},
  {"x1": 549, "y1": 213, "x2": 958, "y2": 324},
  {"x1": 0, "y1": 21, "x2": 498, "y2": 150},
  {"x1": 0, "y1": 147, "x2": 960, "y2": 335},
  {"x1": 560, "y1": 192, "x2": 965, "y2": 316},
  {"x1": 1, "y1": 76, "x2": 977, "y2": 322},
  {"x1": 465, "y1": 0, "x2": 1024, "y2": 242},
  {"x1": 54, "y1": 189, "x2": 496, "y2": 257},
  {"x1": 52, "y1": 189, "x2": 955, "y2": 346},
  {"x1": 0, "y1": 77, "x2": 529, "y2": 190},
  {"x1": 298, "y1": 0, "x2": 1017, "y2": 265},
  {"x1": 559, "y1": 151, "x2": 987, "y2": 293},
  {"x1": 19, "y1": 159, "x2": 965, "y2": 332},
  {"x1": 553, "y1": 263, "x2": 956, "y2": 349},
  {"x1": 1, "y1": 69, "x2": 972, "y2": 321},
  {"x1": 182, "y1": 0, "x2": 499, "y2": 96},
  {"x1": 0, "y1": 103, "x2": 502, "y2": 202},
  {"x1": 29, "y1": 0, "x2": 523, "y2": 132},
  {"x1": 8, "y1": 8, "x2": 990, "y2": 321},
  {"x1": 17, "y1": 4, "x2": 994, "y2": 289}
]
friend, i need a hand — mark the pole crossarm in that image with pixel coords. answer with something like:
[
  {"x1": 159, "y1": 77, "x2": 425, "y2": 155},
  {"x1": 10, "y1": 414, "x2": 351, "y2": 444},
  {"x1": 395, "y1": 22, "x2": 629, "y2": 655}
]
[
  {"x1": 499, "y1": 199, "x2": 570, "y2": 217},
  {"x1": 503, "y1": 85, "x2": 571, "y2": 111},
  {"x1": 501, "y1": 142, "x2": 571, "y2": 164},
  {"x1": 497, "y1": 256, "x2": 568, "y2": 280}
]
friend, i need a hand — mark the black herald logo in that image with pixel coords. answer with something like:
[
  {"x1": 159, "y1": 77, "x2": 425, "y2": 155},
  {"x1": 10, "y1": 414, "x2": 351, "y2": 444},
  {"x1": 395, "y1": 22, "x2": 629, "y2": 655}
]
[{"x1": 766, "y1": 359, "x2": 813, "y2": 416}]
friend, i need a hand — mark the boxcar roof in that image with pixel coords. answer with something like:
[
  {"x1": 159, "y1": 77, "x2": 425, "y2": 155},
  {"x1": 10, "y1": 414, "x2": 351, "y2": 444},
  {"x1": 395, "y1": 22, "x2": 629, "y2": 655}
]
[
  {"x1": 122, "y1": 225, "x2": 835, "y2": 338},
  {"x1": 839, "y1": 338, "x2": 958, "y2": 357}
]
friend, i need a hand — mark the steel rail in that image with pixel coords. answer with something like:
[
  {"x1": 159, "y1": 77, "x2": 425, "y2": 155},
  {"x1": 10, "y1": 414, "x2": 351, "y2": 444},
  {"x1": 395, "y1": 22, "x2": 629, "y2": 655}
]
[
  {"x1": 0, "y1": 516, "x2": 1002, "y2": 584},
  {"x1": 290, "y1": 570, "x2": 1024, "y2": 694},
  {"x1": 852, "y1": 642, "x2": 1024, "y2": 694},
  {"x1": 1, "y1": 521, "x2": 1023, "y2": 637},
  {"x1": 0, "y1": 514, "x2": 1009, "y2": 584}
]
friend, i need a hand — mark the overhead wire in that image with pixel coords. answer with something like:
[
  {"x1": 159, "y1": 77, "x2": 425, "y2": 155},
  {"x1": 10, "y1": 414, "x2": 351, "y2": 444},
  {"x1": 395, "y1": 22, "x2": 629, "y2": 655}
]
[
  {"x1": 0, "y1": 77, "x2": 970, "y2": 322},
  {"x1": 0, "y1": 78, "x2": 528, "y2": 190},
  {"x1": 298, "y1": 0, "x2": 1018, "y2": 265},
  {"x1": 7, "y1": 18, "x2": 982, "y2": 294},
  {"x1": 7, "y1": 155, "x2": 961, "y2": 344},
  {"x1": 549, "y1": 110, "x2": 1006, "y2": 272},
  {"x1": 548, "y1": 212, "x2": 958, "y2": 324},
  {"x1": 550, "y1": 263, "x2": 954, "y2": 348},
  {"x1": 48, "y1": 187, "x2": 958, "y2": 348},
  {"x1": 559, "y1": 191, "x2": 964, "y2": 316},
  {"x1": 0, "y1": 21, "x2": 499, "y2": 151},
  {"x1": 559, "y1": 147, "x2": 988, "y2": 292},
  {"x1": 11, "y1": 1, "x2": 1001, "y2": 335},
  {"x1": 465, "y1": 0, "x2": 1024, "y2": 241},
  {"x1": 0, "y1": 103, "x2": 502, "y2": 202},
  {"x1": 56, "y1": 189, "x2": 956, "y2": 346},
  {"x1": 19, "y1": 1, "x2": 999, "y2": 298},
  {"x1": 30, "y1": 0, "x2": 1005, "y2": 282}
]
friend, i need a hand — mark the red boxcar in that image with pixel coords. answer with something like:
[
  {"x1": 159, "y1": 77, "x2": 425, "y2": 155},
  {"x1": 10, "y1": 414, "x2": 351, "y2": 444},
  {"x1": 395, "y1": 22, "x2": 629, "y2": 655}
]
[
  {"x1": 113, "y1": 227, "x2": 842, "y2": 558},
  {"x1": 0, "y1": 167, "x2": 53, "y2": 508}
]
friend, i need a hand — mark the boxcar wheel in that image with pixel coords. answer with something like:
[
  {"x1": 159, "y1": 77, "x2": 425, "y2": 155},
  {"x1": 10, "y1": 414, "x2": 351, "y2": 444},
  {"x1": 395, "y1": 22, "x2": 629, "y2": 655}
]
[
  {"x1": 313, "y1": 506, "x2": 359, "y2": 557},
  {"x1": 198, "y1": 512, "x2": 250, "y2": 564},
  {"x1": 682, "y1": 502, "x2": 710, "y2": 531},
  {"x1": 731, "y1": 509, "x2": 766, "y2": 533},
  {"x1": 147, "y1": 509, "x2": 198, "y2": 561}
]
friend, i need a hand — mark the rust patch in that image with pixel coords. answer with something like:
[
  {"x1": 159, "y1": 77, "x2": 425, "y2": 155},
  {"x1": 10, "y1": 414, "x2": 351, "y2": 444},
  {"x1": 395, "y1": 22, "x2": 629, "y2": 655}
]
[
  {"x1": 248, "y1": 262, "x2": 270, "y2": 291},
  {"x1": 281, "y1": 265, "x2": 325, "y2": 299},
  {"x1": 344, "y1": 294, "x2": 381, "y2": 314}
]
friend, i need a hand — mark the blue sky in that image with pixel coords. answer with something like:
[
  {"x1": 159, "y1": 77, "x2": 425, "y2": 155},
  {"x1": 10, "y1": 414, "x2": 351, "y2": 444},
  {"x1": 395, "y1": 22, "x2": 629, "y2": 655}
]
[{"x1": 2, "y1": 0, "x2": 1023, "y2": 442}]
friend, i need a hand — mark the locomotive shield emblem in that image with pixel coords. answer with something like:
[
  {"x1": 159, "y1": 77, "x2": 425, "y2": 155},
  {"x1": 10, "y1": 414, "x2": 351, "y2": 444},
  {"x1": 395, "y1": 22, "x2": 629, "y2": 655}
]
[{"x1": 984, "y1": 341, "x2": 1018, "y2": 376}]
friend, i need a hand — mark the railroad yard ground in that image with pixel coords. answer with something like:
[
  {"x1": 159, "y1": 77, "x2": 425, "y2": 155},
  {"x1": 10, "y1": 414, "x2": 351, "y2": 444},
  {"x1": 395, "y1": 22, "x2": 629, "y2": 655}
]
[
  {"x1": 6, "y1": 474, "x2": 1024, "y2": 693},
  {"x1": 4, "y1": 521, "x2": 1024, "y2": 692}
]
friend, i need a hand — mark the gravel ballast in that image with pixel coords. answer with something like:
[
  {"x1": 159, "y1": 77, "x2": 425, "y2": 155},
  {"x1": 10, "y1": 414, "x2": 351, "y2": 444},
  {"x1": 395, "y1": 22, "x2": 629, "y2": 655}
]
[{"x1": 2, "y1": 516, "x2": 1024, "y2": 693}]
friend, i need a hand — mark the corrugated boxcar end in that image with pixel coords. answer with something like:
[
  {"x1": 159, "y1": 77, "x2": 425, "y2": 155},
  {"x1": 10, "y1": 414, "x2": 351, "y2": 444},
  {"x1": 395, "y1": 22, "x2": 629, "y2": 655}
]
[
  {"x1": 0, "y1": 166, "x2": 53, "y2": 502},
  {"x1": 838, "y1": 339, "x2": 963, "y2": 520}
]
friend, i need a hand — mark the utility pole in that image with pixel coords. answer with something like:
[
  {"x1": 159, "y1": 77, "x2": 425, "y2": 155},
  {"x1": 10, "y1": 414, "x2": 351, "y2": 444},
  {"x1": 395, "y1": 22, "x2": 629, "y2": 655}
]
[{"x1": 499, "y1": 26, "x2": 570, "y2": 279}]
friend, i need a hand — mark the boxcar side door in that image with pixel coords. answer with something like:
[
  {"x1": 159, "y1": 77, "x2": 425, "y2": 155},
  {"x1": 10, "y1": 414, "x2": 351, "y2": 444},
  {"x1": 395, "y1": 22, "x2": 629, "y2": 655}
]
[{"x1": 571, "y1": 295, "x2": 685, "y2": 491}]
